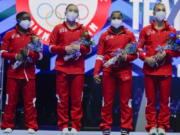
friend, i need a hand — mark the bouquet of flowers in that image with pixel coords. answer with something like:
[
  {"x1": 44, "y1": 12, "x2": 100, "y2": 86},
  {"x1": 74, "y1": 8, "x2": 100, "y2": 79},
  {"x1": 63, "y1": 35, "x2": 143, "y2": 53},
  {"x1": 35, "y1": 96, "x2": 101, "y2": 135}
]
[
  {"x1": 104, "y1": 42, "x2": 137, "y2": 67},
  {"x1": 64, "y1": 30, "x2": 94, "y2": 61},
  {"x1": 12, "y1": 36, "x2": 43, "y2": 69},
  {"x1": 149, "y1": 32, "x2": 180, "y2": 68},
  {"x1": 27, "y1": 36, "x2": 43, "y2": 52},
  {"x1": 157, "y1": 32, "x2": 180, "y2": 52},
  {"x1": 125, "y1": 42, "x2": 138, "y2": 54}
]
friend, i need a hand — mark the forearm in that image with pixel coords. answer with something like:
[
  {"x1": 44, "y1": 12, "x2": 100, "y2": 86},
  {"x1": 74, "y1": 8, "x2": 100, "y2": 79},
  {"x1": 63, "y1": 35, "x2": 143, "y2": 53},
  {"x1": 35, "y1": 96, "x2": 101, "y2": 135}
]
[
  {"x1": 49, "y1": 45, "x2": 66, "y2": 55},
  {"x1": 80, "y1": 45, "x2": 91, "y2": 55},
  {"x1": 28, "y1": 50, "x2": 43, "y2": 61},
  {"x1": 0, "y1": 50, "x2": 16, "y2": 60},
  {"x1": 94, "y1": 55, "x2": 104, "y2": 75}
]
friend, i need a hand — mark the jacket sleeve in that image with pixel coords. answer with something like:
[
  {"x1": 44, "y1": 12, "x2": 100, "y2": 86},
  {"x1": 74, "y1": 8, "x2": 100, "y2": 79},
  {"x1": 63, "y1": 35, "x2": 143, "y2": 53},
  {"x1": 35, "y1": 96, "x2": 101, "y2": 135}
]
[
  {"x1": 176, "y1": 51, "x2": 180, "y2": 57},
  {"x1": 94, "y1": 34, "x2": 105, "y2": 76},
  {"x1": 165, "y1": 50, "x2": 180, "y2": 58},
  {"x1": 28, "y1": 50, "x2": 43, "y2": 62},
  {"x1": 126, "y1": 54, "x2": 137, "y2": 61},
  {"x1": 49, "y1": 25, "x2": 66, "y2": 55},
  {"x1": 137, "y1": 28, "x2": 147, "y2": 61},
  {"x1": 80, "y1": 45, "x2": 91, "y2": 55},
  {"x1": 0, "y1": 32, "x2": 16, "y2": 60},
  {"x1": 126, "y1": 32, "x2": 137, "y2": 61}
]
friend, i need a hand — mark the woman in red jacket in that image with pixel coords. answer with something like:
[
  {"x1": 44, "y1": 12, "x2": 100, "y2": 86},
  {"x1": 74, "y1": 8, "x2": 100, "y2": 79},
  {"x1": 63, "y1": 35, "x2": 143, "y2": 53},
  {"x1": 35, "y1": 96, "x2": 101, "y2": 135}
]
[
  {"x1": 49, "y1": 4, "x2": 91, "y2": 134},
  {"x1": 94, "y1": 11, "x2": 137, "y2": 135},
  {"x1": 137, "y1": 3, "x2": 179, "y2": 135},
  {"x1": 0, "y1": 12, "x2": 42, "y2": 134}
]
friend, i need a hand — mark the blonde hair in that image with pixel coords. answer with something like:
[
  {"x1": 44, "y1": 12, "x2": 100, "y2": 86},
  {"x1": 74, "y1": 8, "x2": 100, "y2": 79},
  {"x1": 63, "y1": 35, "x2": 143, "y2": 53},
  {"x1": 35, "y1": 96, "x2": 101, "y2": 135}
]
[{"x1": 153, "y1": 3, "x2": 165, "y2": 11}]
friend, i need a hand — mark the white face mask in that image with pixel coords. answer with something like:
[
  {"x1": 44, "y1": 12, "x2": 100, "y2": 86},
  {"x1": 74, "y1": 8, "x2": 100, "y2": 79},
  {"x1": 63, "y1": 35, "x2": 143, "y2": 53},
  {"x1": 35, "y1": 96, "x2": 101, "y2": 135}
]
[
  {"x1": 19, "y1": 20, "x2": 31, "y2": 30},
  {"x1": 155, "y1": 11, "x2": 166, "y2": 22},
  {"x1": 66, "y1": 11, "x2": 78, "y2": 22},
  {"x1": 111, "y1": 19, "x2": 123, "y2": 29}
]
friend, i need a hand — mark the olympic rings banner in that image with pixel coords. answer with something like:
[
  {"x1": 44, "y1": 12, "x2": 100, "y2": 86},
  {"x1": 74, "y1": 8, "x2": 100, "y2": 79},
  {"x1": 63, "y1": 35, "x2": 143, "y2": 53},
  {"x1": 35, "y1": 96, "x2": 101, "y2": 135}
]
[
  {"x1": 16, "y1": 0, "x2": 111, "y2": 44},
  {"x1": 0, "y1": 0, "x2": 180, "y2": 76}
]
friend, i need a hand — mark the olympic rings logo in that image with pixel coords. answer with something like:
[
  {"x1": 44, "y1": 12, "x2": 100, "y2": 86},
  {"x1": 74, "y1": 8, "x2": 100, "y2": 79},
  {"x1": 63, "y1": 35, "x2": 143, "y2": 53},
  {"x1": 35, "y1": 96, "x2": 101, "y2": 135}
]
[
  {"x1": 16, "y1": 0, "x2": 111, "y2": 44},
  {"x1": 37, "y1": 3, "x2": 89, "y2": 21}
]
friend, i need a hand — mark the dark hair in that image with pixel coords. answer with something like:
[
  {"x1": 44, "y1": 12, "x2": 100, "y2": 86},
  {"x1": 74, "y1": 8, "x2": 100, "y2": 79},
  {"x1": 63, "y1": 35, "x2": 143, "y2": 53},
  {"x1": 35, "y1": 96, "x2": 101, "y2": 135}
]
[
  {"x1": 65, "y1": 3, "x2": 78, "y2": 12},
  {"x1": 16, "y1": 11, "x2": 30, "y2": 21},
  {"x1": 153, "y1": 3, "x2": 165, "y2": 11},
  {"x1": 110, "y1": 11, "x2": 123, "y2": 19}
]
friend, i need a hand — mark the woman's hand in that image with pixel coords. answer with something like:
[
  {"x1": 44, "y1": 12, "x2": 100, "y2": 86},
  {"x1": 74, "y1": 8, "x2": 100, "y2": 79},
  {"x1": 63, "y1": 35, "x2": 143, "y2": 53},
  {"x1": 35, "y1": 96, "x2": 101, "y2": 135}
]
[
  {"x1": 94, "y1": 75, "x2": 101, "y2": 84},
  {"x1": 144, "y1": 56, "x2": 156, "y2": 67},
  {"x1": 15, "y1": 53, "x2": 24, "y2": 61},
  {"x1": 65, "y1": 45, "x2": 76, "y2": 54}
]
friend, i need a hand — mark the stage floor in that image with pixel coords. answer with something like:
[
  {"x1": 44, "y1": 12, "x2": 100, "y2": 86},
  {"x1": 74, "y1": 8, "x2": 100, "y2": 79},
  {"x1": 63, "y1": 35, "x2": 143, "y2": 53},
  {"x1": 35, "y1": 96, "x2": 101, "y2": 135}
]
[{"x1": 0, "y1": 130, "x2": 180, "y2": 135}]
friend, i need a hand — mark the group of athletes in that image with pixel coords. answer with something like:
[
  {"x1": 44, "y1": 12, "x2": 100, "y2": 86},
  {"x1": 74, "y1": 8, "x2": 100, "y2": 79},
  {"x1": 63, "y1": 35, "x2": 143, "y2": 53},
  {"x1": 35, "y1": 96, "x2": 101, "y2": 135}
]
[{"x1": 0, "y1": 2, "x2": 180, "y2": 135}]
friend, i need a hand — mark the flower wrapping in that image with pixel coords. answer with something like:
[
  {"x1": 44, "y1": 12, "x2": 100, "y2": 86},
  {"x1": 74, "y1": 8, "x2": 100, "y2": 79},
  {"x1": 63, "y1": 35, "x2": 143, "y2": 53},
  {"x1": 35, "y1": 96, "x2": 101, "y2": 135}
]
[
  {"x1": 104, "y1": 42, "x2": 137, "y2": 67},
  {"x1": 63, "y1": 30, "x2": 94, "y2": 61},
  {"x1": 12, "y1": 36, "x2": 43, "y2": 69},
  {"x1": 156, "y1": 32, "x2": 180, "y2": 52},
  {"x1": 27, "y1": 36, "x2": 43, "y2": 52},
  {"x1": 152, "y1": 32, "x2": 180, "y2": 68}
]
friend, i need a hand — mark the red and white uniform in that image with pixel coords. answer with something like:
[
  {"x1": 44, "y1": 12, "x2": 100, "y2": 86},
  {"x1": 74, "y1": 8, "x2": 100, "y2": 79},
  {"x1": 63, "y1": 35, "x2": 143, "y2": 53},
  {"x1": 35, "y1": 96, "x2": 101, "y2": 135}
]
[
  {"x1": 138, "y1": 20, "x2": 178, "y2": 131},
  {"x1": 49, "y1": 22, "x2": 90, "y2": 131},
  {"x1": 0, "y1": 26, "x2": 43, "y2": 130},
  {"x1": 94, "y1": 26, "x2": 137, "y2": 131}
]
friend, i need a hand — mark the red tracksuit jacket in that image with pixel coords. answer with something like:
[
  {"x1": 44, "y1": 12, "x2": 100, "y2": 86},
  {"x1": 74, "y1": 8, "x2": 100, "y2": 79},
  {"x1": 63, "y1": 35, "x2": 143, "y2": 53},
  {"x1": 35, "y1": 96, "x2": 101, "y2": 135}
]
[
  {"x1": 138, "y1": 20, "x2": 177, "y2": 76},
  {"x1": 0, "y1": 26, "x2": 43, "y2": 79},
  {"x1": 94, "y1": 26, "x2": 137, "y2": 79},
  {"x1": 174, "y1": 51, "x2": 180, "y2": 57},
  {"x1": 49, "y1": 22, "x2": 90, "y2": 74}
]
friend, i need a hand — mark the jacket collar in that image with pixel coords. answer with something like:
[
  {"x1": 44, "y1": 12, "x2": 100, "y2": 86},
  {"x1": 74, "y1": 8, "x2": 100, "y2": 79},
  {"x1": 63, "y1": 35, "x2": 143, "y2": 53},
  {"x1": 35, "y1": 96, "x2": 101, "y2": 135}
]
[
  {"x1": 63, "y1": 21, "x2": 83, "y2": 31},
  {"x1": 107, "y1": 26, "x2": 127, "y2": 35},
  {"x1": 151, "y1": 20, "x2": 170, "y2": 31},
  {"x1": 15, "y1": 24, "x2": 34, "y2": 36}
]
